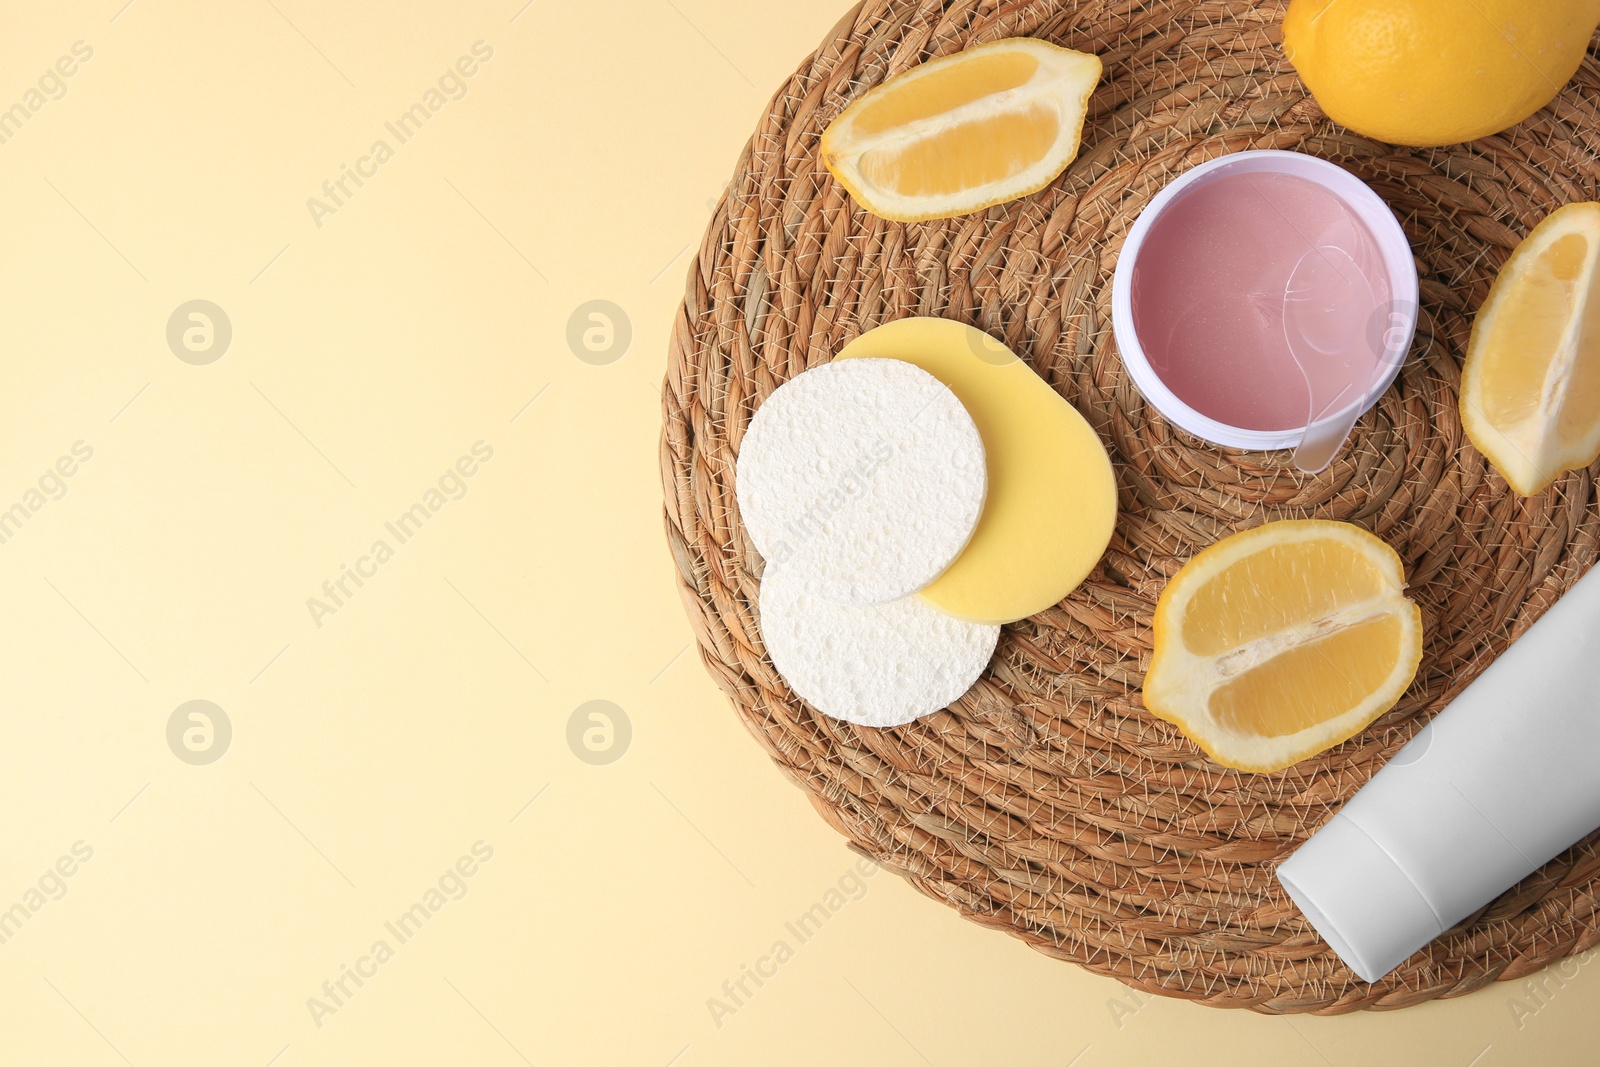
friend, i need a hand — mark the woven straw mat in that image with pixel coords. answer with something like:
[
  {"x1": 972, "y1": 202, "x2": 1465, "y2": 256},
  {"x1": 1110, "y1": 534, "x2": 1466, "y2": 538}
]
[{"x1": 659, "y1": 0, "x2": 1600, "y2": 1013}]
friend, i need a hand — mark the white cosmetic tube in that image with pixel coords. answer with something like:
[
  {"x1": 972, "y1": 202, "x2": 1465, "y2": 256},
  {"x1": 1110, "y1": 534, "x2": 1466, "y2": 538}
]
[{"x1": 1277, "y1": 561, "x2": 1600, "y2": 983}]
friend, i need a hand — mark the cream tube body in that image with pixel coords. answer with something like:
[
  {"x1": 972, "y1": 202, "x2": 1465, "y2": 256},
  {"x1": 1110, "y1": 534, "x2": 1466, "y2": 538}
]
[{"x1": 1277, "y1": 562, "x2": 1600, "y2": 983}]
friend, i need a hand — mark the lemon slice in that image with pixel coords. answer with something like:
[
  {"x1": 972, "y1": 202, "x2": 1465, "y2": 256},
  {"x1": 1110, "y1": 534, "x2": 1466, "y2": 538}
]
[
  {"x1": 820, "y1": 38, "x2": 1101, "y2": 222},
  {"x1": 1142, "y1": 520, "x2": 1423, "y2": 773},
  {"x1": 1460, "y1": 202, "x2": 1600, "y2": 495}
]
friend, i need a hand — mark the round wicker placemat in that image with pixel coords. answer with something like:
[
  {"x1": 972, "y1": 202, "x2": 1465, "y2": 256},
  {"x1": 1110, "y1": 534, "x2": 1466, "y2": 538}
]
[{"x1": 660, "y1": 0, "x2": 1600, "y2": 1012}]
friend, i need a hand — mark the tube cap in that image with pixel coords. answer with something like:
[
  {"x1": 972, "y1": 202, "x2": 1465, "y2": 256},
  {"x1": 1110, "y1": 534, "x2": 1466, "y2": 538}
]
[{"x1": 1276, "y1": 813, "x2": 1443, "y2": 983}]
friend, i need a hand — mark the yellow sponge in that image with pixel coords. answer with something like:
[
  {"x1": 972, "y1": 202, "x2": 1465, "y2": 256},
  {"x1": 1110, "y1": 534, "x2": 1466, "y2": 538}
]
[{"x1": 835, "y1": 318, "x2": 1116, "y2": 623}]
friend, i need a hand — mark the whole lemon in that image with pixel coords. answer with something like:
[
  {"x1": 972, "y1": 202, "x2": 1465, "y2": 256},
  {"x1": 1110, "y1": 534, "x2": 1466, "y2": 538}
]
[{"x1": 1283, "y1": 0, "x2": 1600, "y2": 147}]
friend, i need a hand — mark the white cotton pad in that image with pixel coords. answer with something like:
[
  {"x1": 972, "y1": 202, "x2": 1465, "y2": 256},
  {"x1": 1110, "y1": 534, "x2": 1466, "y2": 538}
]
[
  {"x1": 735, "y1": 358, "x2": 986, "y2": 605},
  {"x1": 758, "y1": 563, "x2": 999, "y2": 727}
]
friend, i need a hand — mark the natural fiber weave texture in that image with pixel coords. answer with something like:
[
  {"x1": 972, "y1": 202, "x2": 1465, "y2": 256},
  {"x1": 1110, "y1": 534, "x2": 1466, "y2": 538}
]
[{"x1": 660, "y1": 0, "x2": 1600, "y2": 1012}]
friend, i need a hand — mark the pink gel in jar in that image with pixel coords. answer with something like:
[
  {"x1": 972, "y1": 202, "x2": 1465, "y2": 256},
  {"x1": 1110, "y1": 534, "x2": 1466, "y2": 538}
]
[{"x1": 1111, "y1": 150, "x2": 1418, "y2": 452}]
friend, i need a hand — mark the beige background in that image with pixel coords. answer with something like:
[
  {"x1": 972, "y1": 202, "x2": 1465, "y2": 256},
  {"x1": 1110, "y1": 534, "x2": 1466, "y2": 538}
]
[{"x1": 0, "y1": 1, "x2": 1591, "y2": 1064}]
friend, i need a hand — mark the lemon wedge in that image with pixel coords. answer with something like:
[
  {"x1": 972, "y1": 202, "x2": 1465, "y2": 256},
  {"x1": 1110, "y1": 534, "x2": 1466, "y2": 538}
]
[
  {"x1": 820, "y1": 38, "x2": 1101, "y2": 222},
  {"x1": 1461, "y1": 202, "x2": 1600, "y2": 495},
  {"x1": 1142, "y1": 520, "x2": 1423, "y2": 774}
]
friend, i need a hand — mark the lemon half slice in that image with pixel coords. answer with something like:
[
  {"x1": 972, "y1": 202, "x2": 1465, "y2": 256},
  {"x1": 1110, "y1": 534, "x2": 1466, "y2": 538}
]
[
  {"x1": 820, "y1": 38, "x2": 1101, "y2": 222},
  {"x1": 1142, "y1": 520, "x2": 1423, "y2": 773},
  {"x1": 1461, "y1": 202, "x2": 1600, "y2": 495}
]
